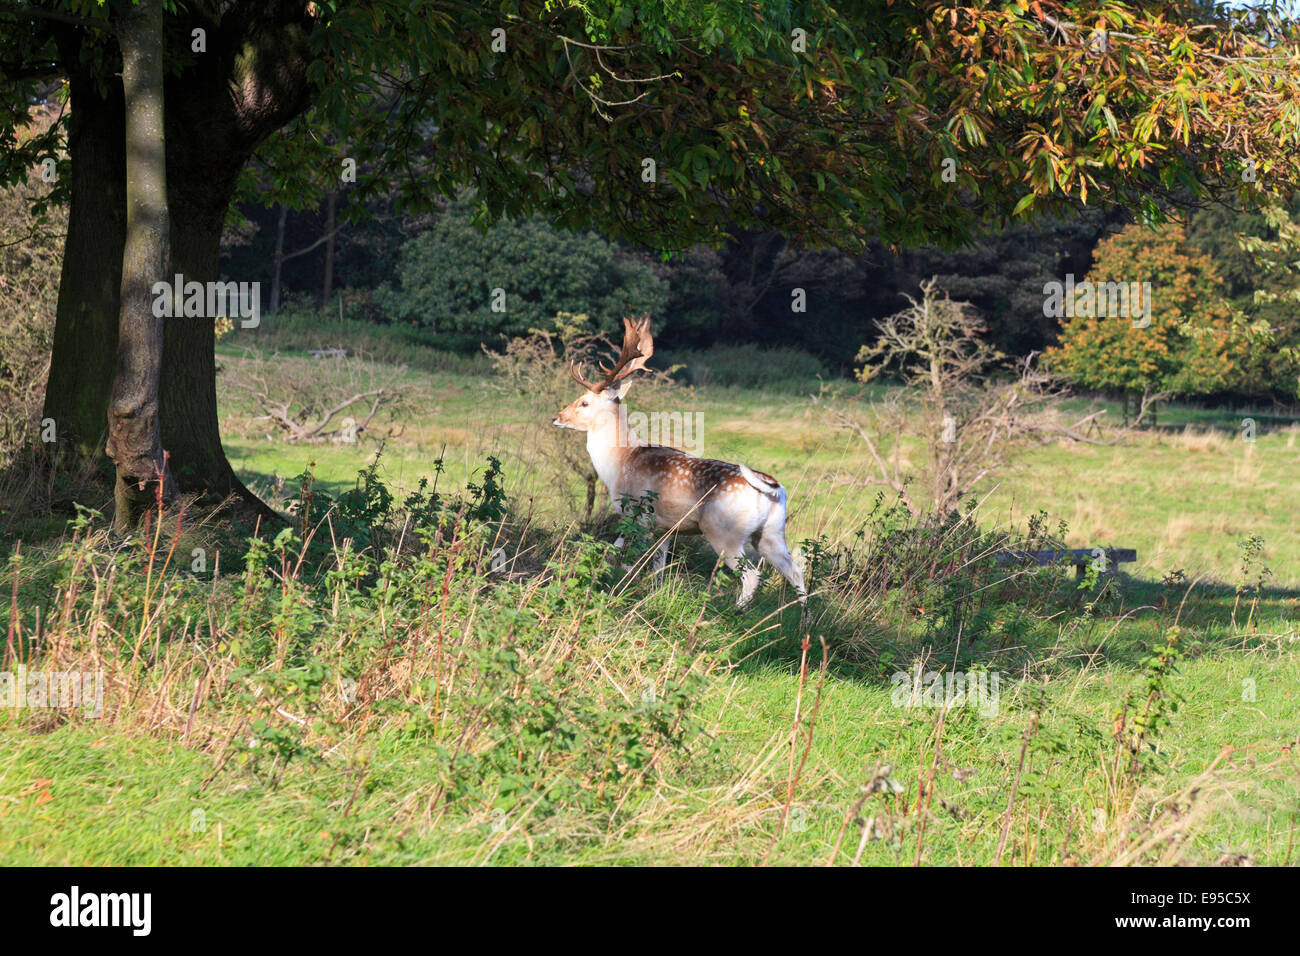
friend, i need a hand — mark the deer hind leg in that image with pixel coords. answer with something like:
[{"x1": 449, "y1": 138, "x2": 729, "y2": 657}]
[
  {"x1": 757, "y1": 505, "x2": 807, "y2": 605},
  {"x1": 652, "y1": 536, "x2": 670, "y2": 577},
  {"x1": 702, "y1": 529, "x2": 762, "y2": 606},
  {"x1": 737, "y1": 552, "x2": 761, "y2": 606},
  {"x1": 732, "y1": 543, "x2": 762, "y2": 607}
]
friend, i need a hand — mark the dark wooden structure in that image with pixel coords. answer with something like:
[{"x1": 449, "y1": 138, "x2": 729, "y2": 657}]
[{"x1": 996, "y1": 548, "x2": 1137, "y2": 579}]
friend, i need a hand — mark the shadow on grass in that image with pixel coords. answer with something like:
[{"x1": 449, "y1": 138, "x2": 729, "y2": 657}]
[{"x1": 703, "y1": 562, "x2": 1299, "y2": 686}]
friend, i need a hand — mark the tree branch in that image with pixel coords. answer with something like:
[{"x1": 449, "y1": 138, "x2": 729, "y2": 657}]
[{"x1": 0, "y1": 2, "x2": 115, "y2": 33}]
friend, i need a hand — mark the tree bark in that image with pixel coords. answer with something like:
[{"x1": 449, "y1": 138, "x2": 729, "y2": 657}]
[
  {"x1": 321, "y1": 189, "x2": 337, "y2": 308},
  {"x1": 107, "y1": 0, "x2": 170, "y2": 529},
  {"x1": 42, "y1": 69, "x2": 126, "y2": 459},
  {"x1": 154, "y1": 11, "x2": 314, "y2": 510},
  {"x1": 270, "y1": 204, "x2": 287, "y2": 314},
  {"x1": 159, "y1": 168, "x2": 242, "y2": 503}
]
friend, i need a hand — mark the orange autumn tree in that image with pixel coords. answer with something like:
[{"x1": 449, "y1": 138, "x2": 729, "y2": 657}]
[{"x1": 1046, "y1": 223, "x2": 1250, "y2": 419}]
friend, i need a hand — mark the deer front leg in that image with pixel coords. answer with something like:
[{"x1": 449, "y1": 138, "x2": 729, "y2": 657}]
[
  {"x1": 612, "y1": 535, "x2": 634, "y2": 573},
  {"x1": 612, "y1": 517, "x2": 669, "y2": 577},
  {"x1": 615, "y1": 535, "x2": 670, "y2": 577}
]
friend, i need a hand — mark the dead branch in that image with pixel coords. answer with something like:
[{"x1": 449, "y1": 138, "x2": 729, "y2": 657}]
[
  {"x1": 830, "y1": 410, "x2": 917, "y2": 512},
  {"x1": 223, "y1": 351, "x2": 406, "y2": 443},
  {"x1": 836, "y1": 283, "x2": 1071, "y2": 514}
]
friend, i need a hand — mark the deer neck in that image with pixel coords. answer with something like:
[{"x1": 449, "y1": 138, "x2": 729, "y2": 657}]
[{"x1": 586, "y1": 402, "x2": 644, "y2": 494}]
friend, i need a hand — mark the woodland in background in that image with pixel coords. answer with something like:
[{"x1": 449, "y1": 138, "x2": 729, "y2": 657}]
[
  {"x1": 219, "y1": 187, "x2": 1300, "y2": 401},
  {"x1": 7, "y1": 163, "x2": 1299, "y2": 467}
]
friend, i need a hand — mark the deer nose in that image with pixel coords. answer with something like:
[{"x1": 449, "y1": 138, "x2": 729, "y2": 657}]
[{"x1": 551, "y1": 417, "x2": 561, "y2": 427}]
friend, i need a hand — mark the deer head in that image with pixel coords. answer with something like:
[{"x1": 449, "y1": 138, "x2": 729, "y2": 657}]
[{"x1": 552, "y1": 315, "x2": 654, "y2": 432}]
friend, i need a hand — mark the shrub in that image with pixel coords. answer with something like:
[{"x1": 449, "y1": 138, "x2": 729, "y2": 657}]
[
  {"x1": 838, "y1": 280, "x2": 1062, "y2": 515},
  {"x1": 375, "y1": 195, "x2": 669, "y2": 346},
  {"x1": 4, "y1": 458, "x2": 710, "y2": 828},
  {"x1": 803, "y1": 498, "x2": 1106, "y2": 671}
]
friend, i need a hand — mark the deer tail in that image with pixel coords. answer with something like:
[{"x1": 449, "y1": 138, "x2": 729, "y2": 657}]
[{"x1": 738, "y1": 464, "x2": 783, "y2": 500}]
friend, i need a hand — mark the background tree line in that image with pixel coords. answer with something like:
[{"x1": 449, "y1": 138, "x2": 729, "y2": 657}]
[{"x1": 220, "y1": 188, "x2": 1300, "y2": 401}]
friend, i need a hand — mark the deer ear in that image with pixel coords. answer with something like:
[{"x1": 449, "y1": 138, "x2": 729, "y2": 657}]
[{"x1": 613, "y1": 378, "x2": 632, "y2": 400}]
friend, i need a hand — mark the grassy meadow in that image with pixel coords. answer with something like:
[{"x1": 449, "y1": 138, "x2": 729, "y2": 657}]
[{"x1": 1, "y1": 328, "x2": 1297, "y2": 865}]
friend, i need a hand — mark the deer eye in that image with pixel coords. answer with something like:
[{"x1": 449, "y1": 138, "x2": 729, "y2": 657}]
[{"x1": 580, "y1": 400, "x2": 589, "y2": 407}]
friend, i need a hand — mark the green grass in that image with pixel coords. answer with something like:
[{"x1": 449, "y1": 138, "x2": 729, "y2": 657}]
[
  {"x1": 216, "y1": 341, "x2": 1299, "y2": 586},
  {"x1": 1, "y1": 343, "x2": 1296, "y2": 866},
  {"x1": 4, "y1": 638, "x2": 1295, "y2": 866}
]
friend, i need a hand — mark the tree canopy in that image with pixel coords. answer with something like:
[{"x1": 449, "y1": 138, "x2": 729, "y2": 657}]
[
  {"x1": 244, "y1": 0, "x2": 1300, "y2": 249},
  {"x1": 4, "y1": 0, "x2": 1300, "y2": 519}
]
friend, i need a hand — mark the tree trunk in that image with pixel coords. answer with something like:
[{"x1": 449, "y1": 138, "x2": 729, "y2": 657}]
[
  {"x1": 321, "y1": 189, "x2": 337, "y2": 308},
  {"x1": 155, "y1": 17, "x2": 315, "y2": 512},
  {"x1": 42, "y1": 70, "x2": 126, "y2": 459},
  {"x1": 155, "y1": 113, "x2": 282, "y2": 515},
  {"x1": 158, "y1": 179, "x2": 243, "y2": 503},
  {"x1": 41, "y1": 8, "x2": 316, "y2": 517},
  {"x1": 270, "y1": 204, "x2": 287, "y2": 314},
  {"x1": 107, "y1": 0, "x2": 170, "y2": 529}
]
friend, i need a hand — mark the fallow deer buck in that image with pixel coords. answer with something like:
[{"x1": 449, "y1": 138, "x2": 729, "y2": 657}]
[{"x1": 553, "y1": 316, "x2": 806, "y2": 606}]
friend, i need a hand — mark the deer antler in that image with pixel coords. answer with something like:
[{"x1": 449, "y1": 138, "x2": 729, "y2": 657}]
[
  {"x1": 600, "y1": 315, "x2": 654, "y2": 385},
  {"x1": 570, "y1": 315, "x2": 654, "y2": 392},
  {"x1": 568, "y1": 360, "x2": 602, "y2": 391}
]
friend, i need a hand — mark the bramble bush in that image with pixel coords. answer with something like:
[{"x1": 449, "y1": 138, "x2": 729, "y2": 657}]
[{"x1": 0, "y1": 163, "x2": 64, "y2": 464}]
